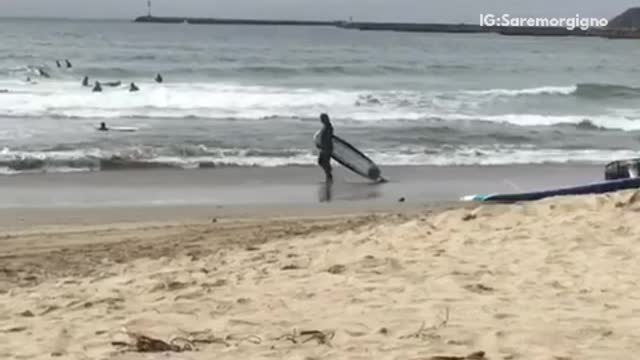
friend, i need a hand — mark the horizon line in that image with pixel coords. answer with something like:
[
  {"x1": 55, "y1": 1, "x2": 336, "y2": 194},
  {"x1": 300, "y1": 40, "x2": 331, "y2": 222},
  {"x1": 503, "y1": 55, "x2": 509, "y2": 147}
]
[{"x1": 0, "y1": 15, "x2": 131, "y2": 21}]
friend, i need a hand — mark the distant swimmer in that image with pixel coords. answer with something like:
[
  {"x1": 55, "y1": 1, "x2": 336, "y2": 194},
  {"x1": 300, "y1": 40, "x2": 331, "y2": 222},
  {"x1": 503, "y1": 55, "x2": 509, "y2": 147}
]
[
  {"x1": 317, "y1": 113, "x2": 334, "y2": 183},
  {"x1": 56, "y1": 60, "x2": 61, "y2": 68},
  {"x1": 92, "y1": 81, "x2": 103, "y2": 92},
  {"x1": 82, "y1": 76, "x2": 90, "y2": 87},
  {"x1": 129, "y1": 82, "x2": 139, "y2": 92},
  {"x1": 65, "y1": 59, "x2": 72, "y2": 68},
  {"x1": 37, "y1": 68, "x2": 51, "y2": 78},
  {"x1": 155, "y1": 73, "x2": 163, "y2": 83},
  {"x1": 98, "y1": 122, "x2": 108, "y2": 131}
]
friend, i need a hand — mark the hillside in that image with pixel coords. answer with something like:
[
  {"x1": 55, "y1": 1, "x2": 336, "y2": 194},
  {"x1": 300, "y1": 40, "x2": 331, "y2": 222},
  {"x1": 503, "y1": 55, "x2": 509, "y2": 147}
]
[{"x1": 608, "y1": 7, "x2": 640, "y2": 28}]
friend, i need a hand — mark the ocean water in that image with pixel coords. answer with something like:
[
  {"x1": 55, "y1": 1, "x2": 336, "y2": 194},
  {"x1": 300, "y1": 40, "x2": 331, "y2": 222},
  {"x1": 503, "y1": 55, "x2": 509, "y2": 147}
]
[{"x1": 2, "y1": 18, "x2": 640, "y2": 174}]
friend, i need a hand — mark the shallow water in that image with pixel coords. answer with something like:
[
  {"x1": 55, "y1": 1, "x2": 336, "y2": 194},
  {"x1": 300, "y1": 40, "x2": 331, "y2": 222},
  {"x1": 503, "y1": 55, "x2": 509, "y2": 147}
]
[{"x1": 1, "y1": 19, "x2": 639, "y2": 174}]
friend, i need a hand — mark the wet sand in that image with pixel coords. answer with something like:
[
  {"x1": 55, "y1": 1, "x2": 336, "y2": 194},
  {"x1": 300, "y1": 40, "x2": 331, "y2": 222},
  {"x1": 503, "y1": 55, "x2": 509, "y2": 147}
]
[{"x1": 0, "y1": 164, "x2": 604, "y2": 209}]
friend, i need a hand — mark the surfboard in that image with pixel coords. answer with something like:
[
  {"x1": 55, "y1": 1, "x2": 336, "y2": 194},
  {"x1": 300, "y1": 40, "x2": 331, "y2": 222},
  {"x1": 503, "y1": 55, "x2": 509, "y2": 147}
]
[
  {"x1": 97, "y1": 126, "x2": 138, "y2": 132},
  {"x1": 103, "y1": 81, "x2": 122, "y2": 87},
  {"x1": 462, "y1": 177, "x2": 640, "y2": 203},
  {"x1": 314, "y1": 130, "x2": 384, "y2": 182},
  {"x1": 111, "y1": 126, "x2": 137, "y2": 132}
]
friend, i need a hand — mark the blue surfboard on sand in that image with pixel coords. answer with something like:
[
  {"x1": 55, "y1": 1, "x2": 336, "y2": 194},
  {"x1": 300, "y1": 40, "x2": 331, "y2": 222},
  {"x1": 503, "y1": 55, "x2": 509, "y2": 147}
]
[{"x1": 462, "y1": 177, "x2": 640, "y2": 203}]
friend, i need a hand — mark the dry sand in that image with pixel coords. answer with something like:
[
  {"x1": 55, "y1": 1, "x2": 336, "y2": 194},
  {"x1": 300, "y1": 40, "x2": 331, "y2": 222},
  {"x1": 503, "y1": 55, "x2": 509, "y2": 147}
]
[{"x1": 2, "y1": 191, "x2": 640, "y2": 359}]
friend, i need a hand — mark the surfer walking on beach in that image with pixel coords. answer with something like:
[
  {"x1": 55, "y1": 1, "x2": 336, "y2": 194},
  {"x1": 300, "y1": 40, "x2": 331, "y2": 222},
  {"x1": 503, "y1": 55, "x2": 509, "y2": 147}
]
[{"x1": 318, "y1": 113, "x2": 334, "y2": 183}]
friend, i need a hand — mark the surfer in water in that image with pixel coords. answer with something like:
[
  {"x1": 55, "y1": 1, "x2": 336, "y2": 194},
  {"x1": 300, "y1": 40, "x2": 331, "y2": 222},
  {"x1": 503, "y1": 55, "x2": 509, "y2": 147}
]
[
  {"x1": 56, "y1": 60, "x2": 61, "y2": 68},
  {"x1": 317, "y1": 113, "x2": 334, "y2": 183},
  {"x1": 155, "y1": 73, "x2": 163, "y2": 83},
  {"x1": 82, "y1": 76, "x2": 90, "y2": 87},
  {"x1": 65, "y1": 59, "x2": 72, "y2": 68},
  {"x1": 92, "y1": 81, "x2": 103, "y2": 92},
  {"x1": 37, "y1": 68, "x2": 51, "y2": 78},
  {"x1": 129, "y1": 82, "x2": 140, "y2": 92},
  {"x1": 98, "y1": 122, "x2": 108, "y2": 131}
]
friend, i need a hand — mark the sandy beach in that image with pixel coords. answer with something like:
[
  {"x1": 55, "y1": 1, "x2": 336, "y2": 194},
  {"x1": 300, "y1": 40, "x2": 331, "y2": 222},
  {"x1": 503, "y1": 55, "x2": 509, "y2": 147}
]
[{"x1": 2, "y1": 188, "x2": 640, "y2": 359}]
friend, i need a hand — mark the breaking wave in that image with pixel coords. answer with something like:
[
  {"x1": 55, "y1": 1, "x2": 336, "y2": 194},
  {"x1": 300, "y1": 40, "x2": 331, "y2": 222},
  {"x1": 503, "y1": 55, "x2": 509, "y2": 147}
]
[
  {"x1": 0, "y1": 145, "x2": 636, "y2": 175},
  {"x1": 0, "y1": 81, "x2": 639, "y2": 129}
]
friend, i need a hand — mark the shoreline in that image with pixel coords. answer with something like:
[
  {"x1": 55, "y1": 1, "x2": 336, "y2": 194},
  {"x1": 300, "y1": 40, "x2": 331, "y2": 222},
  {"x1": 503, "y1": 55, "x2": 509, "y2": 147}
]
[{"x1": 0, "y1": 164, "x2": 606, "y2": 209}]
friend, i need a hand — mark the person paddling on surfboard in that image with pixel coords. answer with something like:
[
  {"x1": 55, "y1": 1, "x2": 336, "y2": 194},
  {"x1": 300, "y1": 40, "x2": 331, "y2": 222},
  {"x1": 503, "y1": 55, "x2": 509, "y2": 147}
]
[
  {"x1": 98, "y1": 122, "x2": 108, "y2": 131},
  {"x1": 318, "y1": 113, "x2": 334, "y2": 183}
]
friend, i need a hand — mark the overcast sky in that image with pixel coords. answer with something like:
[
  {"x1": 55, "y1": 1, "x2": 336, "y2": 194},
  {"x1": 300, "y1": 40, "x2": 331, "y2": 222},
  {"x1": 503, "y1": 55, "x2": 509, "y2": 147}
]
[{"x1": 1, "y1": 0, "x2": 637, "y2": 22}]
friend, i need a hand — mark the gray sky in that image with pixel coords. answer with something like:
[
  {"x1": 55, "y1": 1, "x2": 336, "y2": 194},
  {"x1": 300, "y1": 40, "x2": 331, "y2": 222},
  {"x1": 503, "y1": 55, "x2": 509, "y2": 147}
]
[{"x1": 1, "y1": 0, "x2": 637, "y2": 22}]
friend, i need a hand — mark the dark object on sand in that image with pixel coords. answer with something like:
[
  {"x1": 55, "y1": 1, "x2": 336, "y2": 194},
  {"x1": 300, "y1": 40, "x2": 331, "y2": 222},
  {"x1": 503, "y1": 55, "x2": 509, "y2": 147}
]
[
  {"x1": 92, "y1": 82, "x2": 103, "y2": 92},
  {"x1": 605, "y1": 158, "x2": 640, "y2": 180},
  {"x1": 65, "y1": 59, "x2": 72, "y2": 68},
  {"x1": 155, "y1": 73, "x2": 163, "y2": 83},
  {"x1": 427, "y1": 351, "x2": 487, "y2": 360},
  {"x1": 129, "y1": 82, "x2": 140, "y2": 92},
  {"x1": 111, "y1": 332, "x2": 191, "y2": 353},
  {"x1": 82, "y1": 76, "x2": 90, "y2": 87}
]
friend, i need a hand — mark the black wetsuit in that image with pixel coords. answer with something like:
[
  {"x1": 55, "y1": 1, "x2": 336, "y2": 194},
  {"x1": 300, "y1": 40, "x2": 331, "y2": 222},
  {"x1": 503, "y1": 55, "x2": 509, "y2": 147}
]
[{"x1": 318, "y1": 122, "x2": 334, "y2": 181}]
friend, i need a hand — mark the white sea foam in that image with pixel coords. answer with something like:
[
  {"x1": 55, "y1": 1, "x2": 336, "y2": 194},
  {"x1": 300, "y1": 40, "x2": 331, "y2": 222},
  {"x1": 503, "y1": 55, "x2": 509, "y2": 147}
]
[
  {"x1": 459, "y1": 85, "x2": 577, "y2": 97},
  {"x1": 0, "y1": 81, "x2": 637, "y2": 130},
  {"x1": 0, "y1": 145, "x2": 633, "y2": 175}
]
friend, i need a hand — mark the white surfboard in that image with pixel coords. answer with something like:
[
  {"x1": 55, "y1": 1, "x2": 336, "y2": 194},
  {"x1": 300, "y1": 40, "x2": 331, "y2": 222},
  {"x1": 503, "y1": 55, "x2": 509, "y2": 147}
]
[{"x1": 314, "y1": 130, "x2": 384, "y2": 182}]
